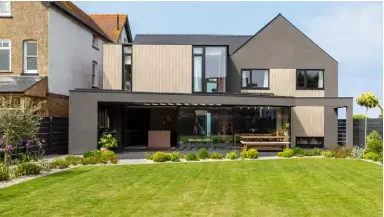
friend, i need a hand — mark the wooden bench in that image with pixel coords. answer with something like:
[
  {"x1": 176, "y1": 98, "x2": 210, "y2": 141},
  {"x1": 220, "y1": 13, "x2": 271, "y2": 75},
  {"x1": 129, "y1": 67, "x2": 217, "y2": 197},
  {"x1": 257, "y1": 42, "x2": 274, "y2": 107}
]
[
  {"x1": 239, "y1": 135, "x2": 289, "y2": 151},
  {"x1": 240, "y1": 141, "x2": 290, "y2": 151}
]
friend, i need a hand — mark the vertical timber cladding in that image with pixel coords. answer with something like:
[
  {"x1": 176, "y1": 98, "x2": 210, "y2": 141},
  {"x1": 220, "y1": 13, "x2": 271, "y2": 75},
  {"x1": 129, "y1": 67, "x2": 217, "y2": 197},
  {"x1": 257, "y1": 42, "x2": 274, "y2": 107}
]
[
  {"x1": 103, "y1": 44, "x2": 123, "y2": 89},
  {"x1": 132, "y1": 44, "x2": 192, "y2": 93},
  {"x1": 240, "y1": 69, "x2": 326, "y2": 146}
]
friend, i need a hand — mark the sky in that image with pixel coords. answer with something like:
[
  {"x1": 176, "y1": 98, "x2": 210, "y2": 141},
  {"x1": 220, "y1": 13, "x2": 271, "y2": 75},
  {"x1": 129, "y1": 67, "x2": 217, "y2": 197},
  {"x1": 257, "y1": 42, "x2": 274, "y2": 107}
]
[{"x1": 76, "y1": 1, "x2": 383, "y2": 118}]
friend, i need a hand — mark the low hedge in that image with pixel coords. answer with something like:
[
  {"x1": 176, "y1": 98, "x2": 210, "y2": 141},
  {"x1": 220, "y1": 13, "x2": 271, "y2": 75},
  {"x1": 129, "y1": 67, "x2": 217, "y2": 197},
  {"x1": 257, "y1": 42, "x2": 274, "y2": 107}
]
[
  {"x1": 65, "y1": 155, "x2": 82, "y2": 165},
  {"x1": 210, "y1": 152, "x2": 223, "y2": 159},
  {"x1": 364, "y1": 152, "x2": 380, "y2": 161},
  {"x1": 198, "y1": 148, "x2": 209, "y2": 159},
  {"x1": 240, "y1": 149, "x2": 258, "y2": 159},
  {"x1": 186, "y1": 153, "x2": 199, "y2": 161},
  {"x1": 226, "y1": 151, "x2": 238, "y2": 160},
  {"x1": 51, "y1": 158, "x2": 70, "y2": 169},
  {"x1": 17, "y1": 162, "x2": 42, "y2": 176},
  {"x1": 0, "y1": 164, "x2": 10, "y2": 181},
  {"x1": 152, "y1": 152, "x2": 171, "y2": 162},
  {"x1": 277, "y1": 148, "x2": 294, "y2": 158}
]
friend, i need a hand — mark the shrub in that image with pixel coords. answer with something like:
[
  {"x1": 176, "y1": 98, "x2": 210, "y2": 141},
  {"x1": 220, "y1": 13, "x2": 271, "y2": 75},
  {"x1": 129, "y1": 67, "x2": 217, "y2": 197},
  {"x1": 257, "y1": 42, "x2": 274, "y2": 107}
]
[
  {"x1": 98, "y1": 133, "x2": 118, "y2": 149},
  {"x1": 51, "y1": 158, "x2": 70, "y2": 169},
  {"x1": 198, "y1": 148, "x2": 209, "y2": 159},
  {"x1": 363, "y1": 152, "x2": 380, "y2": 161},
  {"x1": 226, "y1": 151, "x2": 238, "y2": 160},
  {"x1": 81, "y1": 157, "x2": 91, "y2": 165},
  {"x1": 321, "y1": 151, "x2": 334, "y2": 158},
  {"x1": 350, "y1": 146, "x2": 365, "y2": 159},
  {"x1": 210, "y1": 152, "x2": 223, "y2": 159},
  {"x1": 312, "y1": 148, "x2": 322, "y2": 156},
  {"x1": 17, "y1": 162, "x2": 42, "y2": 176},
  {"x1": 186, "y1": 153, "x2": 199, "y2": 161},
  {"x1": 8, "y1": 166, "x2": 21, "y2": 179},
  {"x1": 110, "y1": 155, "x2": 119, "y2": 164},
  {"x1": 100, "y1": 150, "x2": 117, "y2": 164},
  {"x1": 83, "y1": 150, "x2": 102, "y2": 158},
  {"x1": 240, "y1": 151, "x2": 248, "y2": 159},
  {"x1": 35, "y1": 160, "x2": 53, "y2": 171},
  {"x1": 367, "y1": 130, "x2": 382, "y2": 141},
  {"x1": 144, "y1": 152, "x2": 152, "y2": 160},
  {"x1": 247, "y1": 149, "x2": 258, "y2": 159},
  {"x1": 366, "y1": 131, "x2": 383, "y2": 154},
  {"x1": 152, "y1": 152, "x2": 171, "y2": 162},
  {"x1": 353, "y1": 114, "x2": 367, "y2": 120},
  {"x1": 278, "y1": 148, "x2": 294, "y2": 158},
  {"x1": 293, "y1": 147, "x2": 304, "y2": 156},
  {"x1": 170, "y1": 152, "x2": 180, "y2": 162},
  {"x1": 0, "y1": 164, "x2": 10, "y2": 181},
  {"x1": 65, "y1": 155, "x2": 82, "y2": 165},
  {"x1": 332, "y1": 146, "x2": 352, "y2": 158}
]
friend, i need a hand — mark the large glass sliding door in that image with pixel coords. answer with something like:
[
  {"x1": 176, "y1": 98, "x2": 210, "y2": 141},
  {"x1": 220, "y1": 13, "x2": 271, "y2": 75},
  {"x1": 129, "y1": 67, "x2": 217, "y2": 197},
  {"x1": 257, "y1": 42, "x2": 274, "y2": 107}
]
[{"x1": 178, "y1": 106, "x2": 291, "y2": 148}]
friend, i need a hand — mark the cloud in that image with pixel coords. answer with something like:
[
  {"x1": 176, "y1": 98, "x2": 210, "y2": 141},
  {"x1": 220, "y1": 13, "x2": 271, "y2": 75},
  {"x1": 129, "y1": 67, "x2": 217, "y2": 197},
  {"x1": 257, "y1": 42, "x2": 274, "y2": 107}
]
[{"x1": 301, "y1": 3, "x2": 383, "y2": 67}]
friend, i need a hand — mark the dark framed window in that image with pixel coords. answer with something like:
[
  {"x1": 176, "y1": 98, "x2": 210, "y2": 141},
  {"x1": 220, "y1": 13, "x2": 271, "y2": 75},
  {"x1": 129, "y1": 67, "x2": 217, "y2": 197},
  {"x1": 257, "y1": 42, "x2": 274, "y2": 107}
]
[
  {"x1": 296, "y1": 69, "x2": 324, "y2": 89},
  {"x1": 92, "y1": 34, "x2": 98, "y2": 49},
  {"x1": 192, "y1": 46, "x2": 227, "y2": 93},
  {"x1": 123, "y1": 46, "x2": 132, "y2": 91},
  {"x1": 92, "y1": 61, "x2": 97, "y2": 87},
  {"x1": 296, "y1": 137, "x2": 324, "y2": 148},
  {"x1": 241, "y1": 69, "x2": 269, "y2": 89}
]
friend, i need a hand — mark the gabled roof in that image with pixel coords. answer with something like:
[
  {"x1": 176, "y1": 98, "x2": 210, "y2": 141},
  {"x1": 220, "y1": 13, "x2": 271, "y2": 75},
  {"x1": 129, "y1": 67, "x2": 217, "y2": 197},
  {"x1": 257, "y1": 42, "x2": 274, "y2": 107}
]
[
  {"x1": 134, "y1": 34, "x2": 252, "y2": 55},
  {"x1": 47, "y1": 1, "x2": 112, "y2": 42},
  {"x1": 231, "y1": 13, "x2": 337, "y2": 62},
  {"x1": 89, "y1": 14, "x2": 133, "y2": 43}
]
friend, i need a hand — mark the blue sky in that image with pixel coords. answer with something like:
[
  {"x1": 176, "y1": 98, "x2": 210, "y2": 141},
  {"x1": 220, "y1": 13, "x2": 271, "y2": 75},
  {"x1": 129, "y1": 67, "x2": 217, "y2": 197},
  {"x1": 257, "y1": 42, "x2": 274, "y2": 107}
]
[{"x1": 76, "y1": 1, "x2": 383, "y2": 117}]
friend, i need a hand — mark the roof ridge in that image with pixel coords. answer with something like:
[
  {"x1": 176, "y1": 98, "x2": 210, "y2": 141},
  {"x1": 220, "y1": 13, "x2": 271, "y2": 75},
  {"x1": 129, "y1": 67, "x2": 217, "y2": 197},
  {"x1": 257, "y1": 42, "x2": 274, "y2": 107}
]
[
  {"x1": 135, "y1": 34, "x2": 253, "y2": 37},
  {"x1": 88, "y1": 13, "x2": 127, "y2": 16}
]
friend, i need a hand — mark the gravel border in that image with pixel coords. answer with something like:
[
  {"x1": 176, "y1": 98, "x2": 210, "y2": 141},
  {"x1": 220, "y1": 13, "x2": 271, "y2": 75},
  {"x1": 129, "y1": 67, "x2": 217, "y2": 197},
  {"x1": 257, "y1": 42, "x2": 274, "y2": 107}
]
[{"x1": 1, "y1": 156, "x2": 381, "y2": 189}]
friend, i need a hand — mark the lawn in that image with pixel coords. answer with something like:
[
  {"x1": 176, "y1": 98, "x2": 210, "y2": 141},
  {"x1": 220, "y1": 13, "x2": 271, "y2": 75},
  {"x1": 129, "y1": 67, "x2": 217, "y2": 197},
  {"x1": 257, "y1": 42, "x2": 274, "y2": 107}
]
[{"x1": 0, "y1": 159, "x2": 382, "y2": 217}]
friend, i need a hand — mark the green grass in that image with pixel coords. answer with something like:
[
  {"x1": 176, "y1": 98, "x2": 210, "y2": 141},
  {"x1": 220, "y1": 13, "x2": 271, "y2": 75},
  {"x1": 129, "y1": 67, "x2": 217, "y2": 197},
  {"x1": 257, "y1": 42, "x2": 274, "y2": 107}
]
[{"x1": 0, "y1": 159, "x2": 382, "y2": 217}]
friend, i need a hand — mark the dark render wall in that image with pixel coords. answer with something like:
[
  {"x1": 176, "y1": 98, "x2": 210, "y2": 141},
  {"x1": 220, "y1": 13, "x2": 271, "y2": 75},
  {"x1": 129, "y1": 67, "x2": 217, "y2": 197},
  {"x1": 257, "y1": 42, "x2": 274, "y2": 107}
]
[
  {"x1": 228, "y1": 15, "x2": 340, "y2": 148},
  {"x1": 338, "y1": 119, "x2": 383, "y2": 147}
]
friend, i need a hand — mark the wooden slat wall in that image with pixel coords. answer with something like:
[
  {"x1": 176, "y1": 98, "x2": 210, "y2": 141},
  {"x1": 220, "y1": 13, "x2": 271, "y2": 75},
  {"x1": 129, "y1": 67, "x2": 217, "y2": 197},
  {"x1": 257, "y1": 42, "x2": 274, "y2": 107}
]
[
  {"x1": 292, "y1": 106, "x2": 324, "y2": 136},
  {"x1": 24, "y1": 77, "x2": 48, "y2": 98},
  {"x1": 133, "y1": 45, "x2": 192, "y2": 93},
  {"x1": 103, "y1": 44, "x2": 122, "y2": 89},
  {"x1": 241, "y1": 69, "x2": 324, "y2": 97}
]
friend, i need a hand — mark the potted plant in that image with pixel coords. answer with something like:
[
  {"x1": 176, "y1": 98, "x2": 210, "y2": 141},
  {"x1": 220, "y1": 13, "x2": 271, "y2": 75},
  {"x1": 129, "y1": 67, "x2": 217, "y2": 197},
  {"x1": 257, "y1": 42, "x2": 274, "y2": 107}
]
[
  {"x1": 98, "y1": 134, "x2": 117, "y2": 152},
  {"x1": 283, "y1": 123, "x2": 290, "y2": 142}
]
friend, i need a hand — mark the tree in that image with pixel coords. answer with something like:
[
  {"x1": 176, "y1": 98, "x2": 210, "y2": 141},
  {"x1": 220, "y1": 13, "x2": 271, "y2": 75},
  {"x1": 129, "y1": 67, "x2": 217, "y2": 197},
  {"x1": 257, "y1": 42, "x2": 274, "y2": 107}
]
[
  {"x1": 356, "y1": 92, "x2": 380, "y2": 149},
  {"x1": 0, "y1": 96, "x2": 44, "y2": 165},
  {"x1": 378, "y1": 104, "x2": 383, "y2": 118}
]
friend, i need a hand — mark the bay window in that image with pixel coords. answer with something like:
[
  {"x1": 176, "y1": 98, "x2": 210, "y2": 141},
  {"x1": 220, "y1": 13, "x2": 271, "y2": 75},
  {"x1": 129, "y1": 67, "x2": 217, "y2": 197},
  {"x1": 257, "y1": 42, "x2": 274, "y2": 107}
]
[
  {"x1": 296, "y1": 69, "x2": 324, "y2": 89},
  {"x1": 241, "y1": 69, "x2": 269, "y2": 89},
  {"x1": 193, "y1": 46, "x2": 227, "y2": 93}
]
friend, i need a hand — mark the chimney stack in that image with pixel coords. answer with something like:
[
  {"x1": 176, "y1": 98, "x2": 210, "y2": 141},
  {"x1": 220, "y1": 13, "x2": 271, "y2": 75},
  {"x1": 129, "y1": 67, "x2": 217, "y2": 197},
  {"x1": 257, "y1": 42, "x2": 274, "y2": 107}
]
[{"x1": 117, "y1": 15, "x2": 120, "y2": 30}]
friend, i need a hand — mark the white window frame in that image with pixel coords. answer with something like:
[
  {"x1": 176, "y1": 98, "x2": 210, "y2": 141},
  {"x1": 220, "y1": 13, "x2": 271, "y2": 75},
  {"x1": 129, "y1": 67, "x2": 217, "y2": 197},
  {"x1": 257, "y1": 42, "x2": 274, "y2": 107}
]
[
  {"x1": 92, "y1": 61, "x2": 98, "y2": 87},
  {"x1": 0, "y1": 39, "x2": 11, "y2": 72},
  {"x1": 24, "y1": 40, "x2": 38, "y2": 74},
  {"x1": 0, "y1": 1, "x2": 11, "y2": 17}
]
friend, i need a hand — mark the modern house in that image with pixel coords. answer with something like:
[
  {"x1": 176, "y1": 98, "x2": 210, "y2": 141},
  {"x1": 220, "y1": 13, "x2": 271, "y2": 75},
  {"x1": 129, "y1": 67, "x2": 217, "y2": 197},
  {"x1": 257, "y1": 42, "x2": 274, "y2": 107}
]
[
  {"x1": 69, "y1": 14, "x2": 353, "y2": 154},
  {"x1": 0, "y1": 1, "x2": 132, "y2": 116}
]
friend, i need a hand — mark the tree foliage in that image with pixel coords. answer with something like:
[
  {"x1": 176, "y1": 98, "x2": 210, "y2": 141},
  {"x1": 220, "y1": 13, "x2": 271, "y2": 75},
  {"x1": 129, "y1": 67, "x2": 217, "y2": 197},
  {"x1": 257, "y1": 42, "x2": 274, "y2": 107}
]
[
  {"x1": 0, "y1": 96, "x2": 44, "y2": 164},
  {"x1": 356, "y1": 93, "x2": 380, "y2": 110},
  {"x1": 352, "y1": 114, "x2": 367, "y2": 120}
]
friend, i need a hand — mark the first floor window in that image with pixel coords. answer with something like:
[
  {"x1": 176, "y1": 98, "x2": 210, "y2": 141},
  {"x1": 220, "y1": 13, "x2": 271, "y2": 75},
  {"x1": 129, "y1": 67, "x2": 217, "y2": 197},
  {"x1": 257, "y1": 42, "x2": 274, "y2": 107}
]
[
  {"x1": 0, "y1": 1, "x2": 11, "y2": 16},
  {"x1": 123, "y1": 46, "x2": 132, "y2": 91},
  {"x1": 92, "y1": 34, "x2": 98, "y2": 49},
  {"x1": 241, "y1": 69, "x2": 269, "y2": 89},
  {"x1": 0, "y1": 39, "x2": 10, "y2": 72},
  {"x1": 192, "y1": 46, "x2": 227, "y2": 93},
  {"x1": 296, "y1": 69, "x2": 324, "y2": 89},
  {"x1": 92, "y1": 61, "x2": 97, "y2": 87},
  {"x1": 24, "y1": 40, "x2": 37, "y2": 74}
]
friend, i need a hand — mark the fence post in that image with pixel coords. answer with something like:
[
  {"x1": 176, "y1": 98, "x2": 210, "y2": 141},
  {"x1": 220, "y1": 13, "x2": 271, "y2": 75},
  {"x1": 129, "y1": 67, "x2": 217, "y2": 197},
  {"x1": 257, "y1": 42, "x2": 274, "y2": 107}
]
[{"x1": 48, "y1": 117, "x2": 53, "y2": 154}]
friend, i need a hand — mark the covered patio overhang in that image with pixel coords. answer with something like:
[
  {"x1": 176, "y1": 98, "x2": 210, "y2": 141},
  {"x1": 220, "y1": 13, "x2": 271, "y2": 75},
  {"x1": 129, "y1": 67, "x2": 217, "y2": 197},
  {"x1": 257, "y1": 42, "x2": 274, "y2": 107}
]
[{"x1": 69, "y1": 89, "x2": 353, "y2": 154}]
